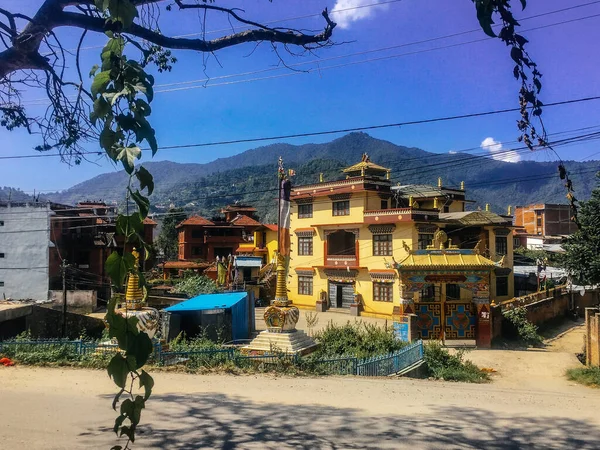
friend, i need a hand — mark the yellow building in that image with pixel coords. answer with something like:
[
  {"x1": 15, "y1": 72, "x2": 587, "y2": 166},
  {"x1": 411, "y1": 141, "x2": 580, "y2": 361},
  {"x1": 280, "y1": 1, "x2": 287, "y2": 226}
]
[
  {"x1": 236, "y1": 224, "x2": 279, "y2": 265},
  {"x1": 287, "y1": 155, "x2": 515, "y2": 347}
]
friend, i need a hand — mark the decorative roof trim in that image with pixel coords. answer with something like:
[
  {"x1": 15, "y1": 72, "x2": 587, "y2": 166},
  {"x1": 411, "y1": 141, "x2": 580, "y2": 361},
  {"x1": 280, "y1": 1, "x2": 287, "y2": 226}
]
[
  {"x1": 324, "y1": 268, "x2": 359, "y2": 281},
  {"x1": 368, "y1": 224, "x2": 396, "y2": 234},
  {"x1": 417, "y1": 224, "x2": 438, "y2": 233},
  {"x1": 369, "y1": 269, "x2": 397, "y2": 282},
  {"x1": 494, "y1": 228, "x2": 511, "y2": 236},
  {"x1": 295, "y1": 267, "x2": 315, "y2": 276},
  {"x1": 329, "y1": 193, "x2": 352, "y2": 201},
  {"x1": 294, "y1": 228, "x2": 315, "y2": 237},
  {"x1": 294, "y1": 197, "x2": 314, "y2": 205}
]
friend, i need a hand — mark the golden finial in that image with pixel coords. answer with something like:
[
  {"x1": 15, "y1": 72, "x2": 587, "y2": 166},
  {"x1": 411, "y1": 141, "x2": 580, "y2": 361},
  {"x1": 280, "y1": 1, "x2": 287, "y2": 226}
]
[
  {"x1": 438, "y1": 177, "x2": 442, "y2": 188},
  {"x1": 319, "y1": 173, "x2": 324, "y2": 183},
  {"x1": 125, "y1": 248, "x2": 143, "y2": 310},
  {"x1": 508, "y1": 205, "x2": 512, "y2": 215},
  {"x1": 460, "y1": 181, "x2": 465, "y2": 190},
  {"x1": 485, "y1": 203, "x2": 490, "y2": 212}
]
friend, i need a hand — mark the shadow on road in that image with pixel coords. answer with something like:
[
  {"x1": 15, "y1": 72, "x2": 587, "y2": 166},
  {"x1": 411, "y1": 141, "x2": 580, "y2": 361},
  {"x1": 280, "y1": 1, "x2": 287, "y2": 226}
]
[{"x1": 81, "y1": 392, "x2": 600, "y2": 449}]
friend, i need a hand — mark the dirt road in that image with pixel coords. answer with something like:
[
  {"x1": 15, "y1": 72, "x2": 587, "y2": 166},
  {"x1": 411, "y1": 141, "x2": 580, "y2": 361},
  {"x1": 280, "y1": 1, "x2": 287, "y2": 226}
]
[{"x1": 1, "y1": 366, "x2": 599, "y2": 449}]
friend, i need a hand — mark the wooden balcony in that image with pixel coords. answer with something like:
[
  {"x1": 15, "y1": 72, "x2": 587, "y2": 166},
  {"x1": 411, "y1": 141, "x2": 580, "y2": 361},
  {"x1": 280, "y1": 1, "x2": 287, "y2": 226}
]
[{"x1": 325, "y1": 254, "x2": 358, "y2": 268}]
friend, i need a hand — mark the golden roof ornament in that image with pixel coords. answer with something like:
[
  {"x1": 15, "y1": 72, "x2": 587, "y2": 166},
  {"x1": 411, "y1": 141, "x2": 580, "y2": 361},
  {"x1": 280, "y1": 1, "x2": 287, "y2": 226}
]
[{"x1": 125, "y1": 248, "x2": 144, "y2": 310}]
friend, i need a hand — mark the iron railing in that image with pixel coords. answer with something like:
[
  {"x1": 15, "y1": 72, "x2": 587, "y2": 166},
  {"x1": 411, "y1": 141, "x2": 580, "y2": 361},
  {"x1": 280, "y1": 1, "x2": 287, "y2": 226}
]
[{"x1": 356, "y1": 340, "x2": 424, "y2": 377}]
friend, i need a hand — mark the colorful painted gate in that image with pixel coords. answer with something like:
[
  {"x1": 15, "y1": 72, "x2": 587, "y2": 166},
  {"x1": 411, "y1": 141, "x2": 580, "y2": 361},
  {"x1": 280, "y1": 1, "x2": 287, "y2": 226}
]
[{"x1": 414, "y1": 301, "x2": 476, "y2": 340}]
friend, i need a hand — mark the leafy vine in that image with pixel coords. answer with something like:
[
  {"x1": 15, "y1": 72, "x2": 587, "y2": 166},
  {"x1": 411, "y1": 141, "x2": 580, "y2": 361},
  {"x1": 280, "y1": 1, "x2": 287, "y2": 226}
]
[
  {"x1": 472, "y1": 0, "x2": 578, "y2": 223},
  {"x1": 91, "y1": 0, "x2": 157, "y2": 448}
]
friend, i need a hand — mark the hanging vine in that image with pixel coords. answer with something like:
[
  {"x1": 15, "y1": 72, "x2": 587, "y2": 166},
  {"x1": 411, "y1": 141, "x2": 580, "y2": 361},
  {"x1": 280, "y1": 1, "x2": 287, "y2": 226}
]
[
  {"x1": 91, "y1": 1, "x2": 157, "y2": 448},
  {"x1": 472, "y1": 0, "x2": 578, "y2": 224}
]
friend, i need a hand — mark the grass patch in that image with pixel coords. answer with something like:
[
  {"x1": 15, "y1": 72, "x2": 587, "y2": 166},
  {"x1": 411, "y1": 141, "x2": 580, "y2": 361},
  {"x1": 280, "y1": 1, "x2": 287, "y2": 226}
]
[
  {"x1": 423, "y1": 341, "x2": 490, "y2": 383},
  {"x1": 567, "y1": 366, "x2": 600, "y2": 387}
]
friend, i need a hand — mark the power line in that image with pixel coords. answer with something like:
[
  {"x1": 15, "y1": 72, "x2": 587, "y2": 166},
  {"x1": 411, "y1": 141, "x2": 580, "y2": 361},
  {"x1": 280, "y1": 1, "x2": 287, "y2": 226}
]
[{"x1": 6, "y1": 94, "x2": 600, "y2": 162}]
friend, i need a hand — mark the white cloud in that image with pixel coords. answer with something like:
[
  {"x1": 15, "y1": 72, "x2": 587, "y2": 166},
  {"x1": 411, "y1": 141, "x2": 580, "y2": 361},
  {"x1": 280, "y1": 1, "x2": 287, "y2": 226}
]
[
  {"x1": 449, "y1": 150, "x2": 457, "y2": 154},
  {"x1": 330, "y1": 0, "x2": 390, "y2": 29},
  {"x1": 480, "y1": 137, "x2": 521, "y2": 163}
]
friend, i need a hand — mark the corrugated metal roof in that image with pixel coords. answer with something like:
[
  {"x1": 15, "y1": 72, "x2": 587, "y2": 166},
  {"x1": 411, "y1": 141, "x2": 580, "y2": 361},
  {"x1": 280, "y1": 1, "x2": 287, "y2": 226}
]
[
  {"x1": 439, "y1": 211, "x2": 512, "y2": 226},
  {"x1": 164, "y1": 292, "x2": 247, "y2": 312}
]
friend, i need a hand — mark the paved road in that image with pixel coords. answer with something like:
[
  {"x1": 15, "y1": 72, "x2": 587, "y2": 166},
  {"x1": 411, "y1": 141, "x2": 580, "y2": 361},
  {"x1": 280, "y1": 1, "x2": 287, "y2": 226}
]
[{"x1": 1, "y1": 366, "x2": 600, "y2": 449}]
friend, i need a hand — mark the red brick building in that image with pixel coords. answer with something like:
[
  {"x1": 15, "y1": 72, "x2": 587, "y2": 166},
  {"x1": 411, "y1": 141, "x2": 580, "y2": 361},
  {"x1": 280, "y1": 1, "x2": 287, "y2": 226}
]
[
  {"x1": 176, "y1": 205, "x2": 261, "y2": 262},
  {"x1": 514, "y1": 204, "x2": 577, "y2": 237}
]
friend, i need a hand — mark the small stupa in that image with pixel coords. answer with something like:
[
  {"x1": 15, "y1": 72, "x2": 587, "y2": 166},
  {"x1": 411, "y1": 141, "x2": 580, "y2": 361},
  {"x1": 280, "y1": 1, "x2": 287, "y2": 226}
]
[
  {"x1": 116, "y1": 248, "x2": 160, "y2": 338},
  {"x1": 242, "y1": 158, "x2": 317, "y2": 355}
]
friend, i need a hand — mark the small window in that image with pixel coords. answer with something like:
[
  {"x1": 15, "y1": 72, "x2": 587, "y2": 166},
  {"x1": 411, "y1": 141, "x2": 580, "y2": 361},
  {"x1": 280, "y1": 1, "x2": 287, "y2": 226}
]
[
  {"x1": 380, "y1": 199, "x2": 388, "y2": 210},
  {"x1": 513, "y1": 237, "x2": 521, "y2": 248},
  {"x1": 298, "y1": 237, "x2": 313, "y2": 256},
  {"x1": 496, "y1": 276, "x2": 509, "y2": 297},
  {"x1": 332, "y1": 200, "x2": 350, "y2": 216},
  {"x1": 0, "y1": 281, "x2": 4, "y2": 287},
  {"x1": 446, "y1": 284, "x2": 461, "y2": 300},
  {"x1": 373, "y1": 282, "x2": 393, "y2": 302},
  {"x1": 495, "y1": 236, "x2": 507, "y2": 256},
  {"x1": 373, "y1": 234, "x2": 393, "y2": 256},
  {"x1": 191, "y1": 230, "x2": 203, "y2": 239},
  {"x1": 443, "y1": 206, "x2": 450, "y2": 213},
  {"x1": 298, "y1": 204, "x2": 313, "y2": 219},
  {"x1": 0, "y1": 220, "x2": 4, "y2": 226},
  {"x1": 298, "y1": 276, "x2": 313, "y2": 295},
  {"x1": 0, "y1": 253, "x2": 4, "y2": 258},
  {"x1": 420, "y1": 284, "x2": 435, "y2": 301},
  {"x1": 192, "y1": 246, "x2": 202, "y2": 256},
  {"x1": 418, "y1": 233, "x2": 434, "y2": 250}
]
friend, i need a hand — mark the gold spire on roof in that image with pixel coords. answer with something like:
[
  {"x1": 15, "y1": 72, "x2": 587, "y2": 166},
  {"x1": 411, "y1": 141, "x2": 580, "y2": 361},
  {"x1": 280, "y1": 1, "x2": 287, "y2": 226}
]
[{"x1": 342, "y1": 153, "x2": 390, "y2": 174}]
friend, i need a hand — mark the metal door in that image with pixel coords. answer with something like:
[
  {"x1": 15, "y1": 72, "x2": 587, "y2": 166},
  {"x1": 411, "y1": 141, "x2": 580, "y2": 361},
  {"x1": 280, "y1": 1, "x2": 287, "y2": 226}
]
[
  {"x1": 341, "y1": 284, "x2": 354, "y2": 308},
  {"x1": 328, "y1": 281, "x2": 354, "y2": 308}
]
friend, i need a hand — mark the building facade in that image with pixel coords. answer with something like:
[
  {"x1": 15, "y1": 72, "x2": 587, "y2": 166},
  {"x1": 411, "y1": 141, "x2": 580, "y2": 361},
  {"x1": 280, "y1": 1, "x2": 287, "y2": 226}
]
[
  {"x1": 514, "y1": 204, "x2": 577, "y2": 237},
  {"x1": 287, "y1": 156, "x2": 515, "y2": 346},
  {"x1": 0, "y1": 202, "x2": 53, "y2": 301}
]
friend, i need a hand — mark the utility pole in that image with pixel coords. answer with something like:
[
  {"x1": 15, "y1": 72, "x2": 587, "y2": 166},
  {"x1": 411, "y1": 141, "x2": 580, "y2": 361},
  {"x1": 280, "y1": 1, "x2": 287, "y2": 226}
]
[{"x1": 61, "y1": 259, "x2": 69, "y2": 338}]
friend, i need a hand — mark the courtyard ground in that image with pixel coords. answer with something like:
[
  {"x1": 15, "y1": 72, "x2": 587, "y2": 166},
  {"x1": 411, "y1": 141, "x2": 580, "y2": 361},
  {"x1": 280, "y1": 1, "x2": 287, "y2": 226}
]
[{"x1": 1, "y1": 364, "x2": 599, "y2": 449}]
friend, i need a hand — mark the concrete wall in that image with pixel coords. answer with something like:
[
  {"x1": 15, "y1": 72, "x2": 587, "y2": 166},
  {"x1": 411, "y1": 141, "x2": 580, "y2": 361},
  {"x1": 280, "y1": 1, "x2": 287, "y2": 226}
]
[
  {"x1": 48, "y1": 290, "x2": 97, "y2": 314},
  {"x1": 26, "y1": 305, "x2": 105, "y2": 339},
  {"x1": 585, "y1": 308, "x2": 600, "y2": 367},
  {"x1": 0, "y1": 203, "x2": 51, "y2": 301}
]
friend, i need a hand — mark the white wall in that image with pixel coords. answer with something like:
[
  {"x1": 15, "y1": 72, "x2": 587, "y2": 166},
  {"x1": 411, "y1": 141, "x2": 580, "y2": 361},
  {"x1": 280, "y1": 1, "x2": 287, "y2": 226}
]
[{"x1": 0, "y1": 204, "x2": 51, "y2": 300}]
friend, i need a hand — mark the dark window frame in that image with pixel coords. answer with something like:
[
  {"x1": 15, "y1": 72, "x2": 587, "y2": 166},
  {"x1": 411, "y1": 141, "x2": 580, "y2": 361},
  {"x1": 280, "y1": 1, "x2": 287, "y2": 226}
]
[
  {"x1": 332, "y1": 200, "x2": 350, "y2": 216},
  {"x1": 298, "y1": 236, "x2": 313, "y2": 256},
  {"x1": 298, "y1": 203, "x2": 313, "y2": 219},
  {"x1": 446, "y1": 283, "x2": 461, "y2": 300},
  {"x1": 373, "y1": 234, "x2": 393, "y2": 256},
  {"x1": 420, "y1": 284, "x2": 436, "y2": 301},
  {"x1": 418, "y1": 233, "x2": 434, "y2": 250},
  {"x1": 298, "y1": 276, "x2": 313, "y2": 295},
  {"x1": 373, "y1": 282, "x2": 393, "y2": 302},
  {"x1": 495, "y1": 235, "x2": 508, "y2": 256},
  {"x1": 496, "y1": 276, "x2": 509, "y2": 297}
]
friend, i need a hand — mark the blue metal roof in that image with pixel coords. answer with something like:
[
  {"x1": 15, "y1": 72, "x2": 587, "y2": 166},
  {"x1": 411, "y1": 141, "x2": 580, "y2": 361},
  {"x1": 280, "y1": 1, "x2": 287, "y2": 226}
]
[{"x1": 164, "y1": 292, "x2": 248, "y2": 312}]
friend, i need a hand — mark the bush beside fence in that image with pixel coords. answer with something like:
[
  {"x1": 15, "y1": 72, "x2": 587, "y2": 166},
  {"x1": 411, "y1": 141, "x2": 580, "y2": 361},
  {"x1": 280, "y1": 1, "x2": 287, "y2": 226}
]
[{"x1": 0, "y1": 338, "x2": 424, "y2": 377}]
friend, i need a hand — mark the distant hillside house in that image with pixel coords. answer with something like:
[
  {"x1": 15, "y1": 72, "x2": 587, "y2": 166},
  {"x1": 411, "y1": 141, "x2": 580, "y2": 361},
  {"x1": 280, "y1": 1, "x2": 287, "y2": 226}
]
[
  {"x1": 288, "y1": 155, "x2": 515, "y2": 348},
  {"x1": 514, "y1": 203, "x2": 577, "y2": 250},
  {"x1": 176, "y1": 204, "x2": 262, "y2": 262}
]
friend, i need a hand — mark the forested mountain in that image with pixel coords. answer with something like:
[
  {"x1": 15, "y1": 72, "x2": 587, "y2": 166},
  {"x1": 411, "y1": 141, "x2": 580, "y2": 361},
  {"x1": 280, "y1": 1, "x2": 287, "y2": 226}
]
[{"x1": 38, "y1": 132, "x2": 599, "y2": 220}]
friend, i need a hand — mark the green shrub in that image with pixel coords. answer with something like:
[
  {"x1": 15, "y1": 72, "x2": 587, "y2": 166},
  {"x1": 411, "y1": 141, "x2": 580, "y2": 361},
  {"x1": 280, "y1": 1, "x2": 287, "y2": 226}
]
[
  {"x1": 502, "y1": 306, "x2": 544, "y2": 346},
  {"x1": 423, "y1": 341, "x2": 489, "y2": 383},
  {"x1": 172, "y1": 275, "x2": 217, "y2": 297},
  {"x1": 312, "y1": 321, "x2": 407, "y2": 359},
  {"x1": 567, "y1": 366, "x2": 600, "y2": 387}
]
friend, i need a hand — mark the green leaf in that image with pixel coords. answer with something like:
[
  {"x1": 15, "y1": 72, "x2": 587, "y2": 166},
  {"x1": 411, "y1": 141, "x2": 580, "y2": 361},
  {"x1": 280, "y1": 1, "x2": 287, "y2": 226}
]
[
  {"x1": 133, "y1": 98, "x2": 151, "y2": 117},
  {"x1": 113, "y1": 414, "x2": 126, "y2": 434},
  {"x1": 107, "y1": 354, "x2": 129, "y2": 388},
  {"x1": 127, "y1": 332, "x2": 153, "y2": 368},
  {"x1": 134, "y1": 80, "x2": 154, "y2": 102},
  {"x1": 89, "y1": 64, "x2": 100, "y2": 78},
  {"x1": 132, "y1": 395, "x2": 145, "y2": 424},
  {"x1": 95, "y1": 0, "x2": 109, "y2": 11},
  {"x1": 127, "y1": 315, "x2": 140, "y2": 335},
  {"x1": 90, "y1": 97, "x2": 111, "y2": 125},
  {"x1": 135, "y1": 166, "x2": 154, "y2": 195},
  {"x1": 105, "y1": 252, "x2": 134, "y2": 286},
  {"x1": 130, "y1": 189, "x2": 150, "y2": 219},
  {"x1": 120, "y1": 425, "x2": 136, "y2": 443},
  {"x1": 91, "y1": 70, "x2": 111, "y2": 97},
  {"x1": 116, "y1": 213, "x2": 143, "y2": 236},
  {"x1": 105, "y1": 297, "x2": 128, "y2": 348},
  {"x1": 116, "y1": 144, "x2": 141, "y2": 174},
  {"x1": 139, "y1": 370, "x2": 154, "y2": 400},
  {"x1": 108, "y1": 0, "x2": 138, "y2": 29}
]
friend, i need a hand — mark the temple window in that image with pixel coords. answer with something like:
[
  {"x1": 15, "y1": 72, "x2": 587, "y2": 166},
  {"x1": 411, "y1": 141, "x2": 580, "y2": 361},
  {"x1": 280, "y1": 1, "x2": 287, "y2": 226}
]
[
  {"x1": 298, "y1": 236, "x2": 313, "y2": 256},
  {"x1": 298, "y1": 276, "x2": 313, "y2": 295},
  {"x1": 420, "y1": 284, "x2": 435, "y2": 301},
  {"x1": 495, "y1": 236, "x2": 508, "y2": 256},
  {"x1": 446, "y1": 284, "x2": 461, "y2": 300},
  {"x1": 327, "y1": 230, "x2": 356, "y2": 256},
  {"x1": 373, "y1": 234, "x2": 393, "y2": 256},
  {"x1": 496, "y1": 276, "x2": 509, "y2": 296},
  {"x1": 298, "y1": 203, "x2": 313, "y2": 219},
  {"x1": 192, "y1": 246, "x2": 202, "y2": 256},
  {"x1": 332, "y1": 200, "x2": 350, "y2": 216},
  {"x1": 0, "y1": 253, "x2": 4, "y2": 258},
  {"x1": 373, "y1": 282, "x2": 393, "y2": 302},
  {"x1": 380, "y1": 199, "x2": 388, "y2": 210},
  {"x1": 191, "y1": 230, "x2": 203, "y2": 239},
  {"x1": 418, "y1": 233, "x2": 434, "y2": 250}
]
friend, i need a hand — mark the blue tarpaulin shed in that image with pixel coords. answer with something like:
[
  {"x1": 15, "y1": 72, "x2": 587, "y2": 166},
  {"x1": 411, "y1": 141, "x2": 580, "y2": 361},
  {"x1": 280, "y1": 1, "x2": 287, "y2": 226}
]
[{"x1": 164, "y1": 292, "x2": 251, "y2": 342}]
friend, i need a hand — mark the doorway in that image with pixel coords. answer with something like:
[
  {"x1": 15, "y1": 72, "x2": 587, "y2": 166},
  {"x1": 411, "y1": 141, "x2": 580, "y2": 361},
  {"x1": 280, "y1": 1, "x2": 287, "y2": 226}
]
[{"x1": 328, "y1": 281, "x2": 354, "y2": 308}]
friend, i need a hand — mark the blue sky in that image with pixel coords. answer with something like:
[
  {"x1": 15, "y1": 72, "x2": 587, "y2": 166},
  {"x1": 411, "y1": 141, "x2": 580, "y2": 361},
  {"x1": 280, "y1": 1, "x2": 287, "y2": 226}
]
[{"x1": 3, "y1": 0, "x2": 600, "y2": 193}]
